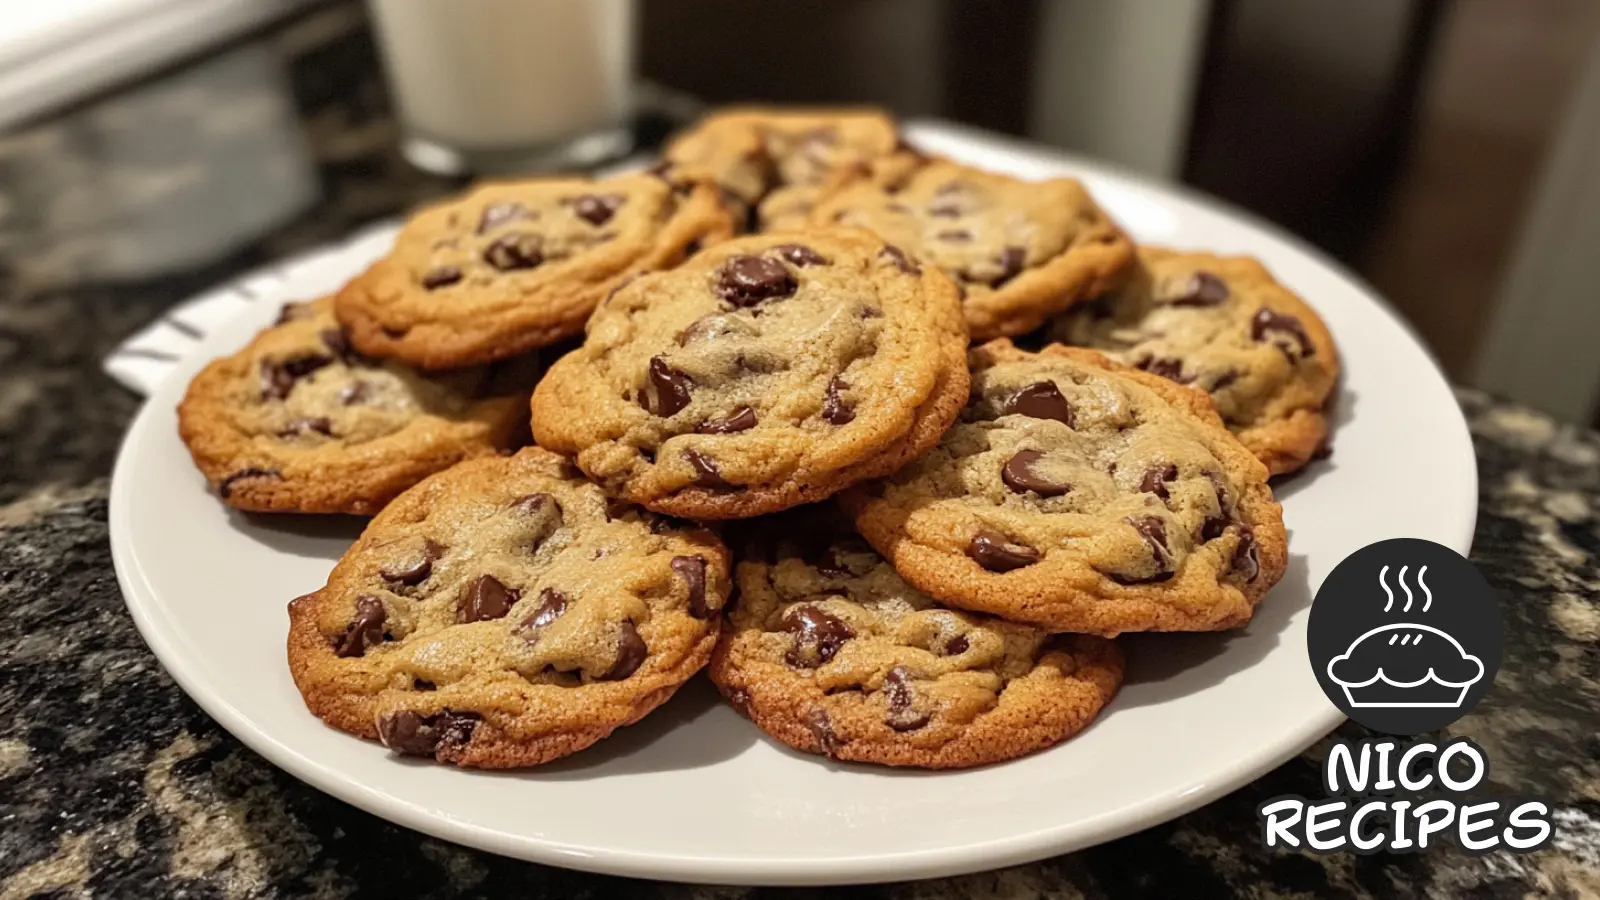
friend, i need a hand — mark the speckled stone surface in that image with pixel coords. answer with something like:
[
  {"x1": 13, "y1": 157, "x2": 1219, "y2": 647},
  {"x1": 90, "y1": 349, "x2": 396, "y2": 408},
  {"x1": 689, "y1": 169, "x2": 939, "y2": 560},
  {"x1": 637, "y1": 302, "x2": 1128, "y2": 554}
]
[{"x1": 1, "y1": 6, "x2": 1596, "y2": 897}]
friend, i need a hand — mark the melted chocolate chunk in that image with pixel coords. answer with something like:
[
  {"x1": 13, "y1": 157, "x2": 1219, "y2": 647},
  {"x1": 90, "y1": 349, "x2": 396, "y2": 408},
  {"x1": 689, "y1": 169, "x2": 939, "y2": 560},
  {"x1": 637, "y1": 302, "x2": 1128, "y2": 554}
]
[
  {"x1": 1251, "y1": 308, "x2": 1313, "y2": 358},
  {"x1": 671, "y1": 555, "x2": 713, "y2": 618},
  {"x1": 684, "y1": 449, "x2": 735, "y2": 490},
  {"x1": 1116, "y1": 515, "x2": 1175, "y2": 584},
  {"x1": 259, "y1": 354, "x2": 333, "y2": 400},
  {"x1": 320, "y1": 328, "x2": 359, "y2": 365},
  {"x1": 879, "y1": 244, "x2": 920, "y2": 275},
  {"x1": 822, "y1": 376, "x2": 856, "y2": 425},
  {"x1": 1163, "y1": 272, "x2": 1229, "y2": 307},
  {"x1": 377, "y1": 709, "x2": 480, "y2": 758},
  {"x1": 335, "y1": 595, "x2": 387, "y2": 658},
  {"x1": 457, "y1": 574, "x2": 519, "y2": 623},
  {"x1": 696, "y1": 406, "x2": 758, "y2": 434},
  {"x1": 991, "y1": 246, "x2": 1025, "y2": 287},
  {"x1": 278, "y1": 416, "x2": 333, "y2": 438},
  {"x1": 520, "y1": 587, "x2": 570, "y2": 642},
  {"x1": 1138, "y1": 357, "x2": 1191, "y2": 383},
  {"x1": 1001, "y1": 381, "x2": 1074, "y2": 426},
  {"x1": 943, "y1": 634, "x2": 970, "y2": 656},
  {"x1": 483, "y1": 234, "x2": 544, "y2": 271},
  {"x1": 421, "y1": 266, "x2": 463, "y2": 290},
  {"x1": 643, "y1": 356, "x2": 693, "y2": 417},
  {"x1": 1233, "y1": 529, "x2": 1261, "y2": 582},
  {"x1": 883, "y1": 667, "x2": 930, "y2": 732},
  {"x1": 602, "y1": 621, "x2": 648, "y2": 680},
  {"x1": 477, "y1": 201, "x2": 535, "y2": 234},
  {"x1": 716, "y1": 255, "x2": 797, "y2": 307},
  {"x1": 726, "y1": 686, "x2": 753, "y2": 718},
  {"x1": 1140, "y1": 464, "x2": 1178, "y2": 503},
  {"x1": 380, "y1": 538, "x2": 444, "y2": 585},
  {"x1": 783, "y1": 605, "x2": 855, "y2": 668},
  {"x1": 1201, "y1": 472, "x2": 1231, "y2": 541},
  {"x1": 967, "y1": 530, "x2": 1040, "y2": 572},
  {"x1": 217, "y1": 467, "x2": 281, "y2": 499},
  {"x1": 1002, "y1": 449, "x2": 1070, "y2": 497},
  {"x1": 772, "y1": 243, "x2": 827, "y2": 266},
  {"x1": 807, "y1": 708, "x2": 844, "y2": 757},
  {"x1": 573, "y1": 193, "x2": 625, "y2": 226}
]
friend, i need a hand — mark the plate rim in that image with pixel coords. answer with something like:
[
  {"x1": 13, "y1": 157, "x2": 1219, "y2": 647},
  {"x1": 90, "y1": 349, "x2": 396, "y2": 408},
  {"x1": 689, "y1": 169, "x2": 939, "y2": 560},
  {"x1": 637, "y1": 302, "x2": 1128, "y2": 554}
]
[{"x1": 108, "y1": 122, "x2": 1478, "y2": 885}]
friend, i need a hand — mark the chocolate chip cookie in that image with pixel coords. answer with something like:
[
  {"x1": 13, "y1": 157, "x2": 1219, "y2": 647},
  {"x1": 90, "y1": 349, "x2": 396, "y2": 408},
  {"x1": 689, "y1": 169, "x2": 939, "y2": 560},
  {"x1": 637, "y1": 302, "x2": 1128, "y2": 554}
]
[
  {"x1": 177, "y1": 298, "x2": 529, "y2": 515},
  {"x1": 334, "y1": 171, "x2": 735, "y2": 370},
  {"x1": 1046, "y1": 247, "x2": 1339, "y2": 475},
  {"x1": 530, "y1": 227, "x2": 970, "y2": 520},
  {"x1": 710, "y1": 510, "x2": 1123, "y2": 768},
  {"x1": 809, "y1": 158, "x2": 1134, "y2": 342},
  {"x1": 841, "y1": 340, "x2": 1287, "y2": 636},
  {"x1": 286, "y1": 447, "x2": 730, "y2": 768},
  {"x1": 659, "y1": 107, "x2": 903, "y2": 231}
]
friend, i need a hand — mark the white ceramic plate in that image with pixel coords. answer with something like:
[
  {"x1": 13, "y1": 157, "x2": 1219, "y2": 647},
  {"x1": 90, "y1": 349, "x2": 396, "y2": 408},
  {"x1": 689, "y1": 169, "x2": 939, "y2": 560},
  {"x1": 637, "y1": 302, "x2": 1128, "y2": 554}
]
[{"x1": 110, "y1": 121, "x2": 1477, "y2": 885}]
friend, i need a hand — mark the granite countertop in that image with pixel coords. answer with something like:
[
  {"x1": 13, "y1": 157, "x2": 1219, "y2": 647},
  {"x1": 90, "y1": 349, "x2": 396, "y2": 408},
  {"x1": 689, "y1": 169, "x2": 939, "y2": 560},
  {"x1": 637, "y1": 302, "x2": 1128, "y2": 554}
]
[{"x1": 1, "y1": 7, "x2": 1596, "y2": 898}]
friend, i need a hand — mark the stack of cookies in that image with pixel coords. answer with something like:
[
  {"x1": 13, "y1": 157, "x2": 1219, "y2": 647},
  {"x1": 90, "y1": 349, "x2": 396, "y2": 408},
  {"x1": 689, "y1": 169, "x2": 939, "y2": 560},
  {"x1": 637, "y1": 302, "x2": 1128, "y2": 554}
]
[{"x1": 178, "y1": 107, "x2": 1340, "y2": 770}]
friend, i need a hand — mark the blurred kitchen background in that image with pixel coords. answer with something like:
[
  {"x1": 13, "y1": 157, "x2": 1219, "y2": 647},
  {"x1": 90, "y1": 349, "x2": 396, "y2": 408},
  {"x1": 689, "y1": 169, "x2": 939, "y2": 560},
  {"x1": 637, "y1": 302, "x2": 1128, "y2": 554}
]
[{"x1": 3, "y1": 0, "x2": 1599, "y2": 423}]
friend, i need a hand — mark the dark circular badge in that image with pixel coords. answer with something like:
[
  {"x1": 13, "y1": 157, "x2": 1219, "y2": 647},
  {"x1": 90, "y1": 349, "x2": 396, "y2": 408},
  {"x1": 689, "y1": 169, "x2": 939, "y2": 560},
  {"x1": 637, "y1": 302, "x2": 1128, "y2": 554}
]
[{"x1": 1308, "y1": 538, "x2": 1502, "y2": 735}]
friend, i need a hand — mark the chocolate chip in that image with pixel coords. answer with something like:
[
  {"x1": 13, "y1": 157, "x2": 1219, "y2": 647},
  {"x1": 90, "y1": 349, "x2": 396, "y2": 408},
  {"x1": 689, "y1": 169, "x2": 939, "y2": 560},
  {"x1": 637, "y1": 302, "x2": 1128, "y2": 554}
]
[
  {"x1": 783, "y1": 605, "x2": 855, "y2": 668},
  {"x1": 642, "y1": 356, "x2": 693, "y2": 416},
  {"x1": 1251, "y1": 308, "x2": 1313, "y2": 358},
  {"x1": 520, "y1": 587, "x2": 570, "y2": 643},
  {"x1": 381, "y1": 538, "x2": 444, "y2": 585},
  {"x1": 822, "y1": 376, "x2": 856, "y2": 425},
  {"x1": 806, "y1": 708, "x2": 844, "y2": 758},
  {"x1": 1140, "y1": 464, "x2": 1179, "y2": 502},
  {"x1": 1164, "y1": 271, "x2": 1230, "y2": 307},
  {"x1": 573, "y1": 193, "x2": 625, "y2": 226},
  {"x1": 1233, "y1": 529, "x2": 1261, "y2": 582},
  {"x1": 511, "y1": 492, "x2": 557, "y2": 517},
  {"x1": 478, "y1": 201, "x2": 534, "y2": 233},
  {"x1": 457, "y1": 574, "x2": 519, "y2": 623},
  {"x1": 483, "y1": 234, "x2": 544, "y2": 271},
  {"x1": 716, "y1": 255, "x2": 796, "y2": 307},
  {"x1": 336, "y1": 380, "x2": 368, "y2": 406},
  {"x1": 991, "y1": 246, "x2": 1025, "y2": 287},
  {"x1": 1210, "y1": 370, "x2": 1240, "y2": 391},
  {"x1": 879, "y1": 245, "x2": 920, "y2": 275},
  {"x1": 883, "y1": 667, "x2": 930, "y2": 732},
  {"x1": 278, "y1": 416, "x2": 333, "y2": 438},
  {"x1": 671, "y1": 555, "x2": 713, "y2": 618},
  {"x1": 414, "y1": 679, "x2": 436, "y2": 691},
  {"x1": 377, "y1": 709, "x2": 480, "y2": 758},
  {"x1": 335, "y1": 595, "x2": 387, "y2": 658},
  {"x1": 217, "y1": 467, "x2": 281, "y2": 499},
  {"x1": 1002, "y1": 381, "x2": 1074, "y2": 426},
  {"x1": 1117, "y1": 515, "x2": 1175, "y2": 584},
  {"x1": 421, "y1": 266, "x2": 463, "y2": 290},
  {"x1": 602, "y1": 621, "x2": 648, "y2": 680},
  {"x1": 967, "y1": 529, "x2": 1040, "y2": 572},
  {"x1": 944, "y1": 634, "x2": 970, "y2": 656},
  {"x1": 816, "y1": 539, "x2": 875, "y2": 578},
  {"x1": 697, "y1": 406, "x2": 757, "y2": 434},
  {"x1": 726, "y1": 686, "x2": 753, "y2": 717},
  {"x1": 773, "y1": 243, "x2": 827, "y2": 266},
  {"x1": 259, "y1": 354, "x2": 332, "y2": 400},
  {"x1": 684, "y1": 449, "x2": 735, "y2": 490},
  {"x1": 1138, "y1": 357, "x2": 1191, "y2": 383},
  {"x1": 1002, "y1": 449, "x2": 1070, "y2": 497},
  {"x1": 320, "y1": 328, "x2": 359, "y2": 364},
  {"x1": 936, "y1": 229, "x2": 973, "y2": 242},
  {"x1": 1201, "y1": 472, "x2": 1230, "y2": 541}
]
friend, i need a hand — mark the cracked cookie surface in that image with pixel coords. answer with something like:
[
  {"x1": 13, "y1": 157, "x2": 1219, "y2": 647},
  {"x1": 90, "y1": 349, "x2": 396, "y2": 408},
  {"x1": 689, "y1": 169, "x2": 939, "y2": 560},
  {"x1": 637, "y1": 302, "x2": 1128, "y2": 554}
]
[
  {"x1": 335, "y1": 171, "x2": 735, "y2": 370},
  {"x1": 810, "y1": 158, "x2": 1133, "y2": 341},
  {"x1": 177, "y1": 297, "x2": 529, "y2": 514},
  {"x1": 530, "y1": 227, "x2": 970, "y2": 520},
  {"x1": 286, "y1": 447, "x2": 730, "y2": 768},
  {"x1": 1047, "y1": 247, "x2": 1338, "y2": 475},
  {"x1": 843, "y1": 340, "x2": 1287, "y2": 636},
  {"x1": 709, "y1": 509, "x2": 1122, "y2": 768},
  {"x1": 660, "y1": 107, "x2": 903, "y2": 230}
]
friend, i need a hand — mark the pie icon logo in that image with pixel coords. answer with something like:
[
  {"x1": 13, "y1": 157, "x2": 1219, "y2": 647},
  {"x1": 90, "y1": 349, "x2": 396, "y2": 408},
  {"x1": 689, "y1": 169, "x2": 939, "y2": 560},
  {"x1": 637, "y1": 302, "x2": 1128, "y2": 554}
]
[{"x1": 1309, "y1": 541, "x2": 1502, "y2": 734}]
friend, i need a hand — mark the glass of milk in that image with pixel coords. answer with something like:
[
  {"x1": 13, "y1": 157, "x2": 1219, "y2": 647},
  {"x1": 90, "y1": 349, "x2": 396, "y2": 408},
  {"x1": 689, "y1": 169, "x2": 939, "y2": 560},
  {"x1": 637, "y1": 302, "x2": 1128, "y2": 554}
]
[{"x1": 368, "y1": 0, "x2": 635, "y2": 175}]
